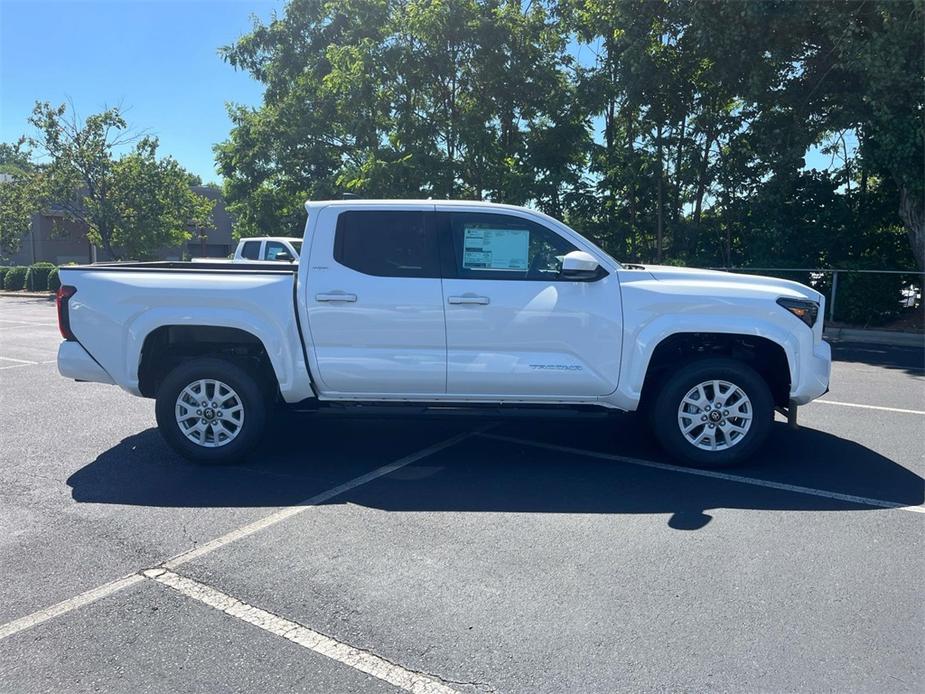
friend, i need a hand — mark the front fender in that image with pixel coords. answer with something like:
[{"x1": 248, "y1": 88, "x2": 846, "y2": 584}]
[{"x1": 616, "y1": 314, "x2": 799, "y2": 407}]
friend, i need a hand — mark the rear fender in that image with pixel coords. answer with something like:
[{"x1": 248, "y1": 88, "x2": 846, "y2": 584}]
[{"x1": 127, "y1": 308, "x2": 312, "y2": 402}]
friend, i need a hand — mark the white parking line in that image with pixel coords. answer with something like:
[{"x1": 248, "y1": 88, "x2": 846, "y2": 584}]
[
  {"x1": 145, "y1": 569, "x2": 460, "y2": 694},
  {"x1": 0, "y1": 429, "x2": 479, "y2": 642},
  {"x1": 0, "y1": 355, "x2": 38, "y2": 364},
  {"x1": 481, "y1": 433, "x2": 925, "y2": 515},
  {"x1": 0, "y1": 574, "x2": 145, "y2": 642},
  {"x1": 814, "y1": 399, "x2": 925, "y2": 416},
  {"x1": 0, "y1": 360, "x2": 57, "y2": 370},
  {"x1": 164, "y1": 428, "x2": 480, "y2": 569}
]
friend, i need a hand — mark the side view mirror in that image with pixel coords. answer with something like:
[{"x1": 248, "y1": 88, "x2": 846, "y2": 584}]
[
  {"x1": 274, "y1": 251, "x2": 295, "y2": 263},
  {"x1": 560, "y1": 250, "x2": 602, "y2": 281}
]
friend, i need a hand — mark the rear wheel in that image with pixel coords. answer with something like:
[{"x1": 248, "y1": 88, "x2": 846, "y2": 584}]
[
  {"x1": 650, "y1": 358, "x2": 773, "y2": 467},
  {"x1": 155, "y1": 357, "x2": 267, "y2": 464}
]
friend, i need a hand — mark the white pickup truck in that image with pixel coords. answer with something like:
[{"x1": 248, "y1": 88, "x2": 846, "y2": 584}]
[
  {"x1": 56, "y1": 200, "x2": 831, "y2": 467},
  {"x1": 193, "y1": 236, "x2": 302, "y2": 263}
]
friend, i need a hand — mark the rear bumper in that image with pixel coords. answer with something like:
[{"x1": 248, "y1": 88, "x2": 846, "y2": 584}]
[
  {"x1": 790, "y1": 339, "x2": 831, "y2": 405},
  {"x1": 57, "y1": 341, "x2": 115, "y2": 385}
]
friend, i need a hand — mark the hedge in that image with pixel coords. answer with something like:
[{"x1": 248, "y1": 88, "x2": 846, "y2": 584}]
[
  {"x1": 25, "y1": 262, "x2": 57, "y2": 292},
  {"x1": 3, "y1": 266, "x2": 28, "y2": 291},
  {"x1": 834, "y1": 271, "x2": 907, "y2": 326},
  {"x1": 0, "y1": 267, "x2": 10, "y2": 290},
  {"x1": 47, "y1": 267, "x2": 61, "y2": 292}
]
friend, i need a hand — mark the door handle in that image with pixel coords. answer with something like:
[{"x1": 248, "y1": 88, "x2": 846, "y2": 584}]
[
  {"x1": 448, "y1": 295, "x2": 489, "y2": 305},
  {"x1": 316, "y1": 292, "x2": 357, "y2": 303}
]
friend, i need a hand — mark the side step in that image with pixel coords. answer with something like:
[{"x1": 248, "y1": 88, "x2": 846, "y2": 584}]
[{"x1": 289, "y1": 401, "x2": 613, "y2": 420}]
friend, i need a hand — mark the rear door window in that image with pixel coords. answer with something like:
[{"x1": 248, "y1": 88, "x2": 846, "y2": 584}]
[
  {"x1": 240, "y1": 241, "x2": 261, "y2": 260},
  {"x1": 334, "y1": 211, "x2": 439, "y2": 278}
]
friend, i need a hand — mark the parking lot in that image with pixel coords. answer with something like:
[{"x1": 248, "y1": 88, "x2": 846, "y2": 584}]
[{"x1": 0, "y1": 295, "x2": 922, "y2": 693}]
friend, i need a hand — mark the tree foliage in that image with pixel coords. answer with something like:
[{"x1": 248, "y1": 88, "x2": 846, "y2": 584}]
[
  {"x1": 0, "y1": 141, "x2": 46, "y2": 257},
  {"x1": 218, "y1": 0, "x2": 922, "y2": 271},
  {"x1": 27, "y1": 103, "x2": 213, "y2": 260}
]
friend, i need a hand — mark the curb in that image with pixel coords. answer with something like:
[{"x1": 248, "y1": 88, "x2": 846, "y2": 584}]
[
  {"x1": 0, "y1": 291, "x2": 54, "y2": 299},
  {"x1": 824, "y1": 327, "x2": 924, "y2": 348}
]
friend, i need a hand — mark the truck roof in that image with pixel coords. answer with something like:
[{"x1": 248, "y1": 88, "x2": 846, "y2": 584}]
[{"x1": 304, "y1": 199, "x2": 538, "y2": 213}]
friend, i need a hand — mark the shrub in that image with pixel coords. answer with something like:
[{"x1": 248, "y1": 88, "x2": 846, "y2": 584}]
[
  {"x1": 3, "y1": 266, "x2": 28, "y2": 291},
  {"x1": 834, "y1": 271, "x2": 906, "y2": 326},
  {"x1": 0, "y1": 267, "x2": 10, "y2": 290},
  {"x1": 25, "y1": 261, "x2": 56, "y2": 292},
  {"x1": 47, "y1": 267, "x2": 61, "y2": 292}
]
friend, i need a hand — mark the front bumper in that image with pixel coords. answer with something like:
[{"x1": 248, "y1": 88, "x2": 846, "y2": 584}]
[
  {"x1": 57, "y1": 341, "x2": 115, "y2": 385},
  {"x1": 790, "y1": 338, "x2": 832, "y2": 405}
]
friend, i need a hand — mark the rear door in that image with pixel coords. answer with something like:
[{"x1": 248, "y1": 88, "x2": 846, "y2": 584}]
[
  {"x1": 239, "y1": 240, "x2": 262, "y2": 262},
  {"x1": 440, "y1": 210, "x2": 622, "y2": 397},
  {"x1": 305, "y1": 205, "x2": 446, "y2": 395}
]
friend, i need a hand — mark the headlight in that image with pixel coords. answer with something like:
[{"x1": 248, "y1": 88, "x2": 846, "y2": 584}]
[{"x1": 776, "y1": 297, "x2": 819, "y2": 328}]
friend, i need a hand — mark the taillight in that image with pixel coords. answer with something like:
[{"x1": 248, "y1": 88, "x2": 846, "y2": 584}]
[{"x1": 56, "y1": 285, "x2": 77, "y2": 341}]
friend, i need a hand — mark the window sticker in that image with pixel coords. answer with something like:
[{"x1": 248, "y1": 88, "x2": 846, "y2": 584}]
[{"x1": 462, "y1": 227, "x2": 529, "y2": 270}]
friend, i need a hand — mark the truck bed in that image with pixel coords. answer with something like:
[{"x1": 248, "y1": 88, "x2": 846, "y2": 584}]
[
  {"x1": 64, "y1": 261, "x2": 298, "y2": 274},
  {"x1": 58, "y1": 261, "x2": 313, "y2": 403}
]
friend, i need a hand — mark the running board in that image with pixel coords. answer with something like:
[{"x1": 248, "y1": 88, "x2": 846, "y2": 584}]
[{"x1": 289, "y1": 402, "x2": 612, "y2": 420}]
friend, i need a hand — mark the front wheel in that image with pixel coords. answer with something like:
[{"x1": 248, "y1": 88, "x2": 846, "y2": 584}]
[
  {"x1": 650, "y1": 358, "x2": 773, "y2": 468},
  {"x1": 155, "y1": 357, "x2": 267, "y2": 464}
]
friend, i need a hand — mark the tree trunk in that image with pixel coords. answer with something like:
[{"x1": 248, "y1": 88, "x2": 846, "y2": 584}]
[
  {"x1": 98, "y1": 222, "x2": 120, "y2": 261},
  {"x1": 625, "y1": 108, "x2": 636, "y2": 255},
  {"x1": 693, "y1": 133, "x2": 714, "y2": 224},
  {"x1": 656, "y1": 124, "x2": 664, "y2": 262},
  {"x1": 899, "y1": 185, "x2": 924, "y2": 270},
  {"x1": 673, "y1": 113, "x2": 686, "y2": 223}
]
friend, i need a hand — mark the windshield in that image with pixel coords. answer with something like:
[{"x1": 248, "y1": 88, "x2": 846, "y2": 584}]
[{"x1": 290, "y1": 241, "x2": 302, "y2": 256}]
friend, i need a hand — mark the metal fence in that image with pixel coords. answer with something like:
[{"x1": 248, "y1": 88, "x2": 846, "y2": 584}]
[{"x1": 709, "y1": 267, "x2": 924, "y2": 324}]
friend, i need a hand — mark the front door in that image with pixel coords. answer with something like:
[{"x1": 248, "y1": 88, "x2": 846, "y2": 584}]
[
  {"x1": 440, "y1": 210, "x2": 622, "y2": 398},
  {"x1": 305, "y1": 205, "x2": 446, "y2": 395}
]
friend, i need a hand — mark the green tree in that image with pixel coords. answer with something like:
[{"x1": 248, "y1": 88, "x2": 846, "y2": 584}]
[
  {"x1": 683, "y1": 0, "x2": 923, "y2": 268},
  {"x1": 0, "y1": 141, "x2": 45, "y2": 258},
  {"x1": 217, "y1": 0, "x2": 579, "y2": 236},
  {"x1": 28, "y1": 102, "x2": 212, "y2": 260},
  {"x1": 217, "y1": 0, "x2": 922, "y2": 277},
  {"x1": 109, "y1": 138, "x2": 215, "y2": 260}
]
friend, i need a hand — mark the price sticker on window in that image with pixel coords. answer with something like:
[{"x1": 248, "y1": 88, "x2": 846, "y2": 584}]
[{"x1": 462, "y1": 227, "x2": 529, "y2": 270}]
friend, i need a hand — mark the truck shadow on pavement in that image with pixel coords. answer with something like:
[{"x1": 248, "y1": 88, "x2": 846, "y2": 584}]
[{"x1": 68, "y1": 413, "x2": 924, "y2": 530}]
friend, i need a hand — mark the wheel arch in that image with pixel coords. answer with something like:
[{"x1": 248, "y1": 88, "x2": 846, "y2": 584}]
[
  {"x1": 138, "y1": 324, "x2": 280, "y2": 399},
  {"x1": 638, "y1": 331, "x2": 792, "y2": 410}
]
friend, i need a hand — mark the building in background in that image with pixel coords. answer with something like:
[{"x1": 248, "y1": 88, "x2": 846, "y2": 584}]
[{"x1": 6, "y1": 185, "x2": 234, "y2": 265}]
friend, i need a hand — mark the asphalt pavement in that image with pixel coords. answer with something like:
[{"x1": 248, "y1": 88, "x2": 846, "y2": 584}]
[{"x1": 1, "y1": 296, "x2": 923, "y2": 693}]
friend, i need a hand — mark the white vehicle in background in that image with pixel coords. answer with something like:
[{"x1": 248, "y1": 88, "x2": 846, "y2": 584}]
[
  {"x1": 233, "y1": 237, "x2": 301, "y2": 263},
  {"x1": 194, "y1": 237, "x2": 302, "y2": 263},
  {"x1": 55, "y1": 199, "x2": 831, "y2": 468}
]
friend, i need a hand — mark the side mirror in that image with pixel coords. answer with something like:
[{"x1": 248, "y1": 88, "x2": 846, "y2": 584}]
[
  {"x1": 274, "y1": 250, "x2": 295, "y2": 263},
  {"x1": 560, "y1": 250, "x2": 602, "y2": 281}
]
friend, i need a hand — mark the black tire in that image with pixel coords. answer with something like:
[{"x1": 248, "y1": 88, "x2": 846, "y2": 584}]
[
  {"x1": 155, "y1": 357, "x2": 267, "y2": 465},
  {"x1": 649, "y1": 357, "x2": 773, "y2": 468}
]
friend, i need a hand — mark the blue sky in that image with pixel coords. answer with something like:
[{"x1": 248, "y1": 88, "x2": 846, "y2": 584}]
[
  {"x1": 2, "y1": 1, "x2": 839, "y2": 185},
  {"x1": 1, "y1": 0, "x2": 283, "y2": 184}
]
